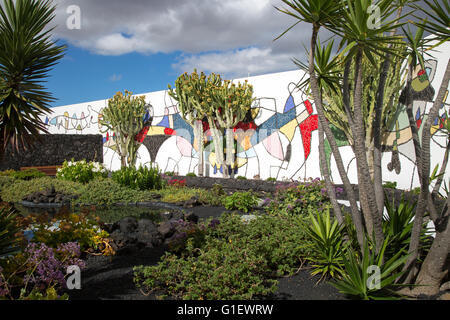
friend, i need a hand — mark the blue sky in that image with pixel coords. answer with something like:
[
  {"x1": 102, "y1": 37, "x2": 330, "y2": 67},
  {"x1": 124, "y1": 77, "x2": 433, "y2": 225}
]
[
  {"x1": 45, "y1": 0, "x2": 425, "y2": 108},
  {"x1": 48, "y1": 42, "x2": 183, "y2": 106},
  {"x1": 46, "y1": 0, "x2": 307, "y2": 107}
]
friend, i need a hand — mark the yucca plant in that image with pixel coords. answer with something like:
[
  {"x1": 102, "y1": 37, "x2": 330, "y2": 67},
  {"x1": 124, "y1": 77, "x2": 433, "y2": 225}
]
[
  {"x1": 0, "y1": 206, "x2": 21, "y2": 258},
  {"x1": 383, "y1": 193, "x2": 432, "y2": 261},
  {"x1": 330, "y1": 239, "x2": 408, "y2": 300},
  {"x1": 0, "y1": 0, "x2": 66, "y2": 156},
  {"x1": 301, "y1": 209, "x2": 347, "y2": 281}
]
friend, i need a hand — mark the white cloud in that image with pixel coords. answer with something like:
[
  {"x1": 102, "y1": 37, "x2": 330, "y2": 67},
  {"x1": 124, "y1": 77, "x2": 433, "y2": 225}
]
[
  {"x1": 109, "y1": 74, "x2": 122, "y2": 82},
  {"x1": 173, "y1": 47, "x2": 296, "y2": 78},
  {"x1": 50, "y1": 0, "x2": 327, "y2": 75},
  {"x1": 52, "y1": 0, "x2": 303, "y2": 52}
]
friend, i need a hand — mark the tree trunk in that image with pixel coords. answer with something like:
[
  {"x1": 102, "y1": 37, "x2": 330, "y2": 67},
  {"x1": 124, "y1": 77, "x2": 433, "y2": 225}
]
[
  {"x1": 118, "y1": 137, "x2": 127, "y2": 168},
  {"x1": 403, "y1": 58, "x2": 450, "y2": 283},
  {"x1": 319, "y1": 118, "x2": 344, "y2": 224},
  {"x1": 373, "y1": 7, "x2": 403, "y2": 218},
  {"x1": 404, "y1": 64, "x2": 439, "y2": 223},
  {"x1": 308, "y1": 24, "x2": 365, "y2": 251},
  {"x1": 432, "y1": 139, "x2": 450, "y2": 198},
  {"x1": 225, "y1": 128, "x2": 235, "y2": 178},
  {"x1": 401, "y1": 196, "x2": 450, "y2": 297},
  {"x1": 195, "y1": 120, "x2": 204, "y2": 176},
  {"x1": 351, "y1": 49, "x2": 384, "y2": 251},
  {"x1": 366, "y1": 141, "x2": 375, "y2": 181},
  {"x1": 208, "y1": 118, "x2": 227, "y2": 177}
]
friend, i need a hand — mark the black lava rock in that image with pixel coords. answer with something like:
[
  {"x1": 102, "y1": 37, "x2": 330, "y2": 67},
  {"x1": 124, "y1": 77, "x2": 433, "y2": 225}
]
[
  {"x1": 22, "y1": 187, "x2": 74, "y2": 204},
  {"x1": 157, "y1": 221, "x2": 175, "y2": 238}
]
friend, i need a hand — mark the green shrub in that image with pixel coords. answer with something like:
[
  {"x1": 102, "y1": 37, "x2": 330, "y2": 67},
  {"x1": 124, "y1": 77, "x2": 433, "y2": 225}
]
[
  {"x1": 10, "y1": 169, "x2": 46, "y2": 181},
  {"x1": 74, "y1": 178, "x2": 154, "y2": 206},
  {"x1": 1, "y1": 177, "x2": 81, "y2": 203},
  {"x1": 0, "y1": 175, "x2": 15, "y2": 190},
  {"x1": 185, "y1": 172, "x2": 197, "y2": 177},
  {"x1": 112, "y1": 165, "x2": 164, "y2": 190},
  {"x1": 266, "y1": 178, "x2": 331, "y2": 216},
  {"x1": 223, "y1": 191, "x2": 258, "y2": 213},
  {"x1": 208, "y1": 213, "x2": 313, "y2": 275},
  {"x1": 156, "y1": 186, "x2": 200, "y2": 203},
  {"x1": 300, "y1": 210, "x2": 347, "y2": 280},
  {"x1": 236, "y1": 176, "x2": 247, "y2": 180},
  {"x1": 0, "y1": 169, "x2": 47, "y2": 180},
  {"x1": 383, "y1": 181, "x2": 397, "y2": 189},
  {"x1": 197, "y1": 183, "x2": 225, "y2": 206},
  {"x1": 133, "y1": 213, "x2": 311, "y2": 299},
  {"x1": 164, "y1": 171, "x2": 175, "y2": 177},
  {"x1": 0, "y1": 170, "x2": 15, "y2": 177},
  {"x1": 18, "y1": 288, "x2": 69, "y2": 300},
  {"x1": 85, "y1": 206, "x2": 163, "y2": 224},
  {"x1": 56, "y1": 159, "x2": 108, "y2": 184},
  {"x1": 266, "y1": 177, "x2": 277, "y2": 182},
  {"x1": 0, "y1": 176, "x2": 155, "y2": 206}
]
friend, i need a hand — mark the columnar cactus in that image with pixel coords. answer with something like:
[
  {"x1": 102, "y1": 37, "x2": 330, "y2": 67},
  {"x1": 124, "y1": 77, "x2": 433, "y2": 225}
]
[
  {"x1": 168, "y1": 70, "x2": 221, "y2": 176},
  {"x1": 321, "y1": 49, "x2": 404, "y2": 178},
  {"x1": 169, "y1": 71, "x2": 253, "y2": 178},
  {"x1": 100, "y1": 90, "x2": 152, "y2": 168},
  {"x1": 210, "y1": 79, "x2": 254, "y2": 177}
]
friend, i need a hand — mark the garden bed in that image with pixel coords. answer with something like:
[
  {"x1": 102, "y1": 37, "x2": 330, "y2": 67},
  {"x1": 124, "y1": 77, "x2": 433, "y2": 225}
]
[
  {"x1": 2, "y1": 166, "x2": 447, "y2": 301},
  {"x1": 62, "y1": 205, "x2": 345, "y2": 300},
  {"x1": 160, "y1": 175, "x2": 445, "y2": 209},
  {"x1": 63, "y1": 248, "x2": 345, "y2": 300}
]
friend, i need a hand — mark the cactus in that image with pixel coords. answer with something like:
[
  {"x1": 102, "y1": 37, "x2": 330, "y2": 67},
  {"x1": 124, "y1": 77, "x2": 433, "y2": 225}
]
[
  {"x1": 321, "y1": 45, "x2": 405, "y2": 177},
  {"x1": 169, "y1": 71, "x2": 253, "y2": 178},
  {"x1": 100, "y1": 90, "x2": 152, "y2": 168},
  {"x1": 168, "y1": 70, "x2": 220, "y2": 176},
  {"x1": 209, "y1": 79, "x2": 254, "y2": 178}
]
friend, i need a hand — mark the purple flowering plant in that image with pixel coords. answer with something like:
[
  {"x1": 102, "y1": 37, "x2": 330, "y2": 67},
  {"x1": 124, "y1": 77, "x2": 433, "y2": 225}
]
[{"x1": 0, "y1": 242, "x2": 85, "y2": 300}]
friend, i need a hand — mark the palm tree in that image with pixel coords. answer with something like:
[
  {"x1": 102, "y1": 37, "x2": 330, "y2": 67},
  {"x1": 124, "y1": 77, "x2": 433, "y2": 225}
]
[
  {"x1": 275, "y1": 1, "x2": 366, "y2": 252},
  {"x1": 277, "y1": 0, "x2": 450, "y2": 296},
  {"x1": 398, "y1": 0, "x2": 450, "y2": 296},
  {"x1": 0, "y1": 0, "x2": 66, "y2": 156},
  {"x1": 276, "y1": 0, "x2": 404, "y2": 251}
]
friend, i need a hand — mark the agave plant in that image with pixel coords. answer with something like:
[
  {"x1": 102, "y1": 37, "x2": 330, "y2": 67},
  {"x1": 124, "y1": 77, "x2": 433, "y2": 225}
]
[
  {"x1": 383, "y1": 193, "x2": 432, "y2": 261},
  {"x1": 383, "y1": 195, "x2": 431, "y2": 264},
  {"x1": 331, "y1": 239, "x2": 408, "y2": 300},
  {"x1": 301, "y1": 209, "x2": 347, "y2": 281},
  {"x1": 0, "y1": 0, "x2": 66, "y2": 155}
]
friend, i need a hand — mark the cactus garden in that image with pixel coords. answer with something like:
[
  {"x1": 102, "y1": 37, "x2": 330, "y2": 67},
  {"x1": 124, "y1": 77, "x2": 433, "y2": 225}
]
[{"x1": 0, "y1": 0, "x2": 450, "y2": 306}]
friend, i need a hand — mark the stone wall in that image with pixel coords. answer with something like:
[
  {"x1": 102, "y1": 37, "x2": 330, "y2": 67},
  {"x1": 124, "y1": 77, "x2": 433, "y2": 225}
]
[{"x1": 0, "y1": 134, "x2": 103, "y2": 171}]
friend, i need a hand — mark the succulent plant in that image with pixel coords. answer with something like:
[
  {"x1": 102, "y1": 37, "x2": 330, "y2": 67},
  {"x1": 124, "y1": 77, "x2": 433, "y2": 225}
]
[{"x1": 100, "y1": 90, "x2": 152, "y2": 168}]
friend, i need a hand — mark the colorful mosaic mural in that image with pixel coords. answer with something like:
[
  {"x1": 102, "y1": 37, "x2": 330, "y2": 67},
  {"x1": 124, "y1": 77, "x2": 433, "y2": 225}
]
[{"x1": 43, "y1": 43, "x2": 449, "y2": 191}]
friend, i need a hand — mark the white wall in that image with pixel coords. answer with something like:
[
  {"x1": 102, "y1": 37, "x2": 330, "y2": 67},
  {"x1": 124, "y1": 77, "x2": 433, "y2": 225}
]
[{"x1": 44, "y1": 42, "x2": 450, "y2": 193}]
